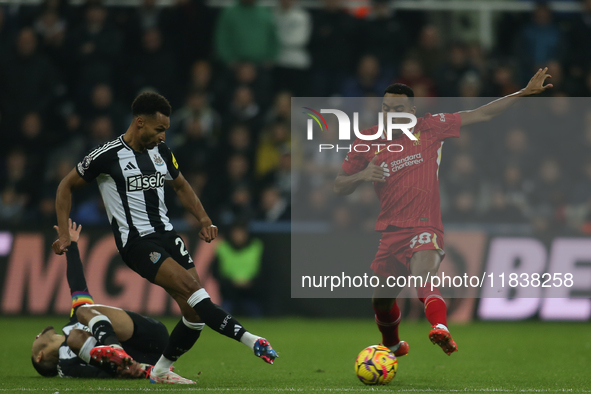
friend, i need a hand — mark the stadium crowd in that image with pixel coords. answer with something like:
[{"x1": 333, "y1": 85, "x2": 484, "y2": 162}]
[{"x1": 1, "y1": 0, "x2": 591, "y2": 238}]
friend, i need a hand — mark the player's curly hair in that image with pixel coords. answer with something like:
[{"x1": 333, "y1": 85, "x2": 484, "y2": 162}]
[
  {"x1": 31, "y1": 355, "x2": 58, "y2": 377},
  {"x1": 384, "y1": 83, "x2": 414, "y2": 99},
  {"x1": 131, "y1": 92, "x2": 172, "y2": 117}
]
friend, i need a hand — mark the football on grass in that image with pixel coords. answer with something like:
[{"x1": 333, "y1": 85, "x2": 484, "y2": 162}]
[{"x1": 354, "y1": 345, "x2": 397, "y2": 385}]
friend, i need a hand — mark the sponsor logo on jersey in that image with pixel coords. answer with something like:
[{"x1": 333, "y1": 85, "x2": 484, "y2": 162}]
[
  {"x1": 153, "y1": 154, "x2": 165, "y2": 166},
  {"x1": 149, "y1": 251, "x2": 161, "y2": 263},
  {"x1": 387, "y1": 153, "x2": 424, "y2": 174},
  {"x1": 77, "y1": 155, "x2": 92, "y2": 176},
  {"x1": 127, "y1": 172, "x2": 166, "y2": 192}
]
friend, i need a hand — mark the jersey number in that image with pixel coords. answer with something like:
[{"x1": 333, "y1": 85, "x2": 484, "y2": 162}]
[
  {"x1": 410, "y1": 232, "x2": 432, "y2": 248},
  {"x1": 175, "y1": 237, "x2": 193, "y2": 263}
]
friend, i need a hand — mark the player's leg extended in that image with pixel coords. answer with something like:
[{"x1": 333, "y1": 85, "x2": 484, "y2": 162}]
[
  {"x1": 372, "y1": 276, "x2": 408, "y2": 357},
  {"x1": 154, "y1": 258, "x2": 278, "y2": 364},
  {"x1": 409, "y1": 250, "x2": 457, "y2": 355}
]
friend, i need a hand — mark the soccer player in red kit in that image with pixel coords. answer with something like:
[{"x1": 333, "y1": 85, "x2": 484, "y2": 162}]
[{"x1": 334, "y1": 68, "x2": 552, "y2": 356}]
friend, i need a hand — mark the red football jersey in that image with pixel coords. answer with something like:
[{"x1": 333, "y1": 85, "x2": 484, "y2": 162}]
[{"x1": 342, "y1": 112, "x2": 462, "y2": 232}]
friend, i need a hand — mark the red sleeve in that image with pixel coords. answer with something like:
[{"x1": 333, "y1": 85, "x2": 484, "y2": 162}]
[
  {"x1": 342, "y1": 139, "x2": 369, "y2": 175},
  {"x1": 424, "y1": 113, "x2": 462, "y2": 140}
]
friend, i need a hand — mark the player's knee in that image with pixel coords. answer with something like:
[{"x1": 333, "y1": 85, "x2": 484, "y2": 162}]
[
  {"x1": 372, "y1": 297, "x2": 395, "y2": 311},
  {"x1": 172, "y1": 272, "x2": 202, "y2": 300},
  {"x1": 75, "y1": 305, "x2": 96, "y2": 325}
]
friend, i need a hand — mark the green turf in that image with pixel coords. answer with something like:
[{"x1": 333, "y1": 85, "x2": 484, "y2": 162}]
[{"x1": 1, "y1": 317, "x2": 589, "y2": 393}]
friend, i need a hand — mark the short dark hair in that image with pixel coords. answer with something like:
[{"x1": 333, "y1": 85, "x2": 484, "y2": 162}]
[
  {"x1": 384, "y1": 83, "x2": 415, "y2": 98},
  {"x1": 131, "y1": 92, "x2": 171, "y2": 117},
  {"x1": 31, "y1": 355, "x2": 58, "y2": 377}
]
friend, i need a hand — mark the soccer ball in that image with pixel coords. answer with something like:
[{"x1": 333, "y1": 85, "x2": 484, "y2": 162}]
[{"x1": 354, "y1": 345, "x2": 398, "y2": 385}]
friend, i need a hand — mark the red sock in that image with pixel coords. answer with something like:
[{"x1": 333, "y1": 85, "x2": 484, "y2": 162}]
[
  {"x1": 417, "y1": 283, "x2": 447, "y2": 327},
  {"x1": 373, "y1": 300, "x2": 401, "y2": 347}
]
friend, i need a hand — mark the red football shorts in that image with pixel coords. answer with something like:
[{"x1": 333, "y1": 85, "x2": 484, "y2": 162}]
[{"x1": 370, "y1": 227, "x2": 445, "y2": 278}]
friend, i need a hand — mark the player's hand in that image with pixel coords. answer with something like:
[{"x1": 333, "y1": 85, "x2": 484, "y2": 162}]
[
  {"x1": 522, "y1": 67, "x2": 553, "y2": 96},
  {"x1": 360, "y1": 156, "x2": 388, "y2": 183},
  {"x1": 52, "y1": 232, "x2": 71, "y2": 255},
  {"x1": 199, "y1": 218, "x2": 218, "y2": 243},
  {"x1": 54, "y1": 218, "x2": 82, "y2": 243},
  {"x1": 116, "y1": 362, "x2": 143, "y2": 379}
]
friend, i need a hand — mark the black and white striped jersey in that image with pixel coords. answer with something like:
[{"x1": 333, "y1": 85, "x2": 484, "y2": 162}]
[{"x1": 76, "y1": 135, "x2": 180, "y2": 250}]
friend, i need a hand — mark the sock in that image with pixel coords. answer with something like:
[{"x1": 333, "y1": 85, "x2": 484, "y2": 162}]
[
  {"x1": 187, "y1": 289, "x2": 246, "y2": 341},
  {"x1": 240, "y1": 331, "x2": 261, "y2": 350},
  {"x1": 153, "y1": 317, "x2": 204, "y2": 376},
  {"x1": 417, "y1": 283, "x2": 448, "y2": 327},
  {"x1": 78, "y1": 336, "x2": 97, "y2": 363},
  {"x1": 88, "y1": 315, "x2": 120, "y2": 346},
  {"x1": 373, "y1": 300, "x2": 401, "y2": 347}
]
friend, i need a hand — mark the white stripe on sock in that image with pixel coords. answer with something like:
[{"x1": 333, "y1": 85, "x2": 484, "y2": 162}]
[
  {"x1": 88, "y1": 315, "x2": 112, "y2": 332},
  {"x1": 240, "y1": 332, "x2": 260, "y2": 350},
  {"x1": 187, "y1": 289, "x2": 210, "y2": 308},
  {"x1": 182, "y1": 317, "x2": 205, "y2": 331}
]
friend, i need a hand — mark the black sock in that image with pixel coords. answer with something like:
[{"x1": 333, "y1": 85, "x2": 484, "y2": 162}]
[
  {"x1": 188, "y1": 291, "x2": 246, "y2": 341},
  {"x1": 89, "y1": 316, "x2": 120, "y2": 346},
  {"x1": 162, "y1": 318, "x2": 203, "y2": 362}
]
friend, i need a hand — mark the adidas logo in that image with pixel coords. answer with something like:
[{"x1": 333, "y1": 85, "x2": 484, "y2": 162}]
[
  {"x1": 234, "y1": 324, "x2": 242, "y2": 336},
  {"x1": 124, "y1": 162, "x2": 137, "y2": 171}
]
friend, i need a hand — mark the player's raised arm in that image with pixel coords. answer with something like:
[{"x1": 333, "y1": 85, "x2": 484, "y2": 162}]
[
  {"x1": 458, "y1": 67, "x2": 553, "y2": 127},
  {"x1": 334, "y1": 155, "x2": 386, "y2": 195},
  {"x1": 53, "y1": 169, "x2": 89, "y2": 255},
  {"x1": 168, "y1": 171, "x2": 218, "y2": 243}
]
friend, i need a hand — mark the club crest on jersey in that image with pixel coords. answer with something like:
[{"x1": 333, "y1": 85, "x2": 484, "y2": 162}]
[
  {"x1": 153, "y1": 154, "x2": 165, "y2": 166},
  {"x1": 149, "y1": 252, "x2": 161, "y2": 264},
  {"x1": 77, "y1": 155, "x2": 92, "y2": 175},
  {"x1": 413, "y1": 131, "x2": 421, "y2": 146}
]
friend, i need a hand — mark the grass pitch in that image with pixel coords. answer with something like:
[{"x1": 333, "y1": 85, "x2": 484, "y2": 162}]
[{"x1": 0, "y1": 317, "x2": 589, "y2": 393}]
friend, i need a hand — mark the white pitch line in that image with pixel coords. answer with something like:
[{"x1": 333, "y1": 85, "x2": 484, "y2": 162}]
[{"x1": 0, "y1": 389, "x2": 589, "y2": 393}]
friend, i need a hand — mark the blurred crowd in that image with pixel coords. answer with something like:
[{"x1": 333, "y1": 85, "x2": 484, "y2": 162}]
[{"x1": 1, "y1": 0, "x2": 591, "y2": 237}]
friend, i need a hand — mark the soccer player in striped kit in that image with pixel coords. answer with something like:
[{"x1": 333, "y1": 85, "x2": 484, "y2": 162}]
[{"x1": 53, "y1": 92, "x2": 277, "y2": 384}]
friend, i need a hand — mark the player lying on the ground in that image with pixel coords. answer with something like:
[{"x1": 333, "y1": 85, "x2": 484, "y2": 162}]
[
  {"x1": 334, "y1": 68, "x2": 553, "y2": 357},
  {"x1": 53, "y1": 92, "x2": 277, "y2": 384},
  {"x1": 32, "y1": 219, "x2": 176, "y2": 379}
]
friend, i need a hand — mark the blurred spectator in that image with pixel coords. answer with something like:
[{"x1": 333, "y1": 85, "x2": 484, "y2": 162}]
[
  {"x1": 129, "y1": 28, "x2": 180, "y2": 106},
  {"x1": 488, "y1": 64, "x2": 520, "y2": 97},
  {"x1": 274, "y1": 0, "x2": 312, "y2": 96},
  {"x1": 217, "y1": 62, "x2": 274, "y2": 110},
  {"x1": 214, "y1": 123, "x2": 255, "y2": 175},
  {"x1": 212, "y1": 222, "x2": 264, "y2": 317},
  {"x1": 309, "y1": 0, "x2": 359, "y2": 96},
  {"x1": 435, "y1": 42, "x2": 478, "y2": 96},
  {"x1": 458, "y1": 71, "x2": 482, "y2": 98},
  {"x1": 0, "y1": 187, "x2": 26, "y2": 224},
  {"x1": 530, "y1": 158, "x2": 567, "y2": 222},
  {"x1": 86, "y1": 116, "x2": 114, "y2": 152},
  {"x1": 444, "y1": 190, "x2": 478, "y2": 223},
  {"x1": 215, "y1": 0, "x2": 279, "y2": 67},
  {"x1": 479, "y1": 190, "x2": 528, "y2": 224},
  {"x1": 498, "y1": 164, "x2": 533, "y2": 217},
  {"x1": 259, "y1": 147, "x2": 292, "y2": 201},
  {"x1": 256, "y1": 186, "x2": 289, "y2": 221},
  {"x1": 79, "y1": 83, "x2": 127, "y2": 131},
  {"x1": 17, "y1": 112, "x2": 50, "y2": 176},
  {"x1": 0, "y1": 27, "x2": 60, "y2": 130},
  {"x1": 565, "y1": 0, "x2": 591, "y2": 78},
  {"x1": 407, "y1": 25, "x2": 444, "y2": 78},
  {"x1": 217, "y1": 186, "x2": 255, "y2": 226},
  {"x1": 137, "y1": 0, "x2": 163, "y2": 31},
  {"x1": 516, "y1": 2, "x2": 564, "y2": 80},
  {"x1": 393, "y1": 57, "x2": 436, "y2": 97},
  {"x1": 173, "y1": 117, "x2": 211, "y2": 173},
  {"x1": 341, "y1": 55, "x2": 390, "y2": 97},
  {"x1": 265, "y1": 91, "x2": 291, "y2": 125},
  {"x1": 65, "y1": 4, "x2": 122, "y2": 95},
  {"x1": 362, "y1": 0, "x2": 409, "y2": 80},
  {"x1": 33, "y1": 9, "x2": 67, "y2": 65},
  {"x1": 0, "y1": 6, "x2": 10, "y2": 56},
  {"x1": 170, "y1": 89, "x2": 222, "y2": 146},
  {"x1": 225, "y1": 86, "x2": 262, "y2": 131},
  {"x1": 256, "y1": 122, "x2": 290, "y2": 177},
  {"x1": 0, "y1": 150, "x2": 33, "y2": 211}
]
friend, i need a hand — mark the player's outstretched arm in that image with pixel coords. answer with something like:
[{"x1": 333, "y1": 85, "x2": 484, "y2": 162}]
[
  {"x1": 168, "y1": 171, "x2": 218, "y2": 243},
  {"x1": 459, "y1": 67, "x2": 553, "y2": 127},
  {"x1": 334, "y1": 156, "x2": 386, "y2": 195},
  {"x1": 53, "y1": 169, "x2": 89, "y2": 255}
]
